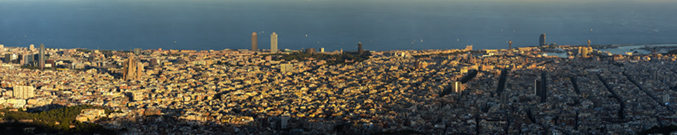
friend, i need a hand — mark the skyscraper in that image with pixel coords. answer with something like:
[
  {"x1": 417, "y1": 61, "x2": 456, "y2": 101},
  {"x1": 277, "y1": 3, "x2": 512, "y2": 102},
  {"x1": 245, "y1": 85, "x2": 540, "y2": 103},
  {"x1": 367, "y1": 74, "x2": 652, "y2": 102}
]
[
  {"x1": 271, "y1": 32, "x2": 278, "y2": 53},
  {"x1": 358, "y1": 42, "x2": 363, "y2": 54},
  {"x1": 534, "y1": 79, "x2": 543, "y2": 102},
  {"x1": 534, "y1": 72, "x2": 547, "y2": 103},
  {"x1": 539, "y1": 33, "x2": 547, "y2": 46},
  {"x1": 508, "y1": 40, "x2": 512, "y2": 50},
  {"x1": 39, "y1": 43, "x2": 45, "y2": 69},
  {"x1": 24, "y1": 54, "x2": 34, "y2": 66},
  {"x1": 29, "y1": 44, "x2": 34, "y2": 50},
  {"x1": 251, "y1": 32, "x2": 258, "y2": 51},
  {"x1": 587, "y1": 39, "x2": 591, "y2": 47}
]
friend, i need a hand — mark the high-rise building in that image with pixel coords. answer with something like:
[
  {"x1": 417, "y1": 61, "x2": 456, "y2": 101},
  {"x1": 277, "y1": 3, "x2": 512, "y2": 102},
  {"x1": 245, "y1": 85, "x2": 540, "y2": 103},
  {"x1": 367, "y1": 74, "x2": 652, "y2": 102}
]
[
  {"x1": 358, "y1": 42, "x2": 363, "y2": 55},
  {"x1": 500, "y1": 90, "x2": 509, "y2": 105},
  {"x1": 534, "y1": 72, "x2": 547, "y2": 103},
  {"x1": 465, "y1": 45, "x2": 473, "y2": 51},
  {"x1": 508, "y1": 40, "x2": 512, "y2": 50},
  {"x1": 281, "y1": 113, "x2": 291, "y2": 129},
  {"x1": 534, "y1": 79, "x2": 542, "y2": 101},
  {"x1": 320, "y1": 48, "x2": 325, "y2": 53},
  {"x1": 587, "y1": 39, "x2": 591, "y2": 47},
  {"x1": 251, "y1": 32, "x2": 258, "y2": 51},
  {"x1": 18, "y1": 54, "x2": 24, "y2": 65},
  {"x1": 39, "y1": 43, "x2": 45, "y2": 69},
  {"x1": 13, "y1": 86, "x2": 35, "y2": 99},
  {"x1": 539, "y1": 33, "x2": 547, "y2": 46},
  {"x1": 4, "y1": 54, "x2": 11, "y2": 63},
  {"x1": 452, "y1": 81, "x2": 465, "y2": 93},
  {"x1": 24, "y1": 54, "x2": 34, "y2": 66},
  {"x1": 123, "y1": 53, "x2": 144, "y2": 81},
  {"x1": 579, "y1": 47, "x2": 592, "y2": 58},
  {"x1": 29, "y1": 44, "x2": 35, "y2": 50},
  {"x1": 271, "y1": 32, "x2": 278, "y2": 53},
  {"x1": 581, "y1": 47, "x2": 587, "y2": 58}
]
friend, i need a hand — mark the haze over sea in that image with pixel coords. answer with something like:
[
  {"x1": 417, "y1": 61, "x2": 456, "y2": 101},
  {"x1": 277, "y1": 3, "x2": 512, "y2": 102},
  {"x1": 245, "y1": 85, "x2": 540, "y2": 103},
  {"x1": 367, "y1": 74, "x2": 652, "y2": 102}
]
[{"x1": 1, "y1": 0, "x2": 676, "y2": 51}]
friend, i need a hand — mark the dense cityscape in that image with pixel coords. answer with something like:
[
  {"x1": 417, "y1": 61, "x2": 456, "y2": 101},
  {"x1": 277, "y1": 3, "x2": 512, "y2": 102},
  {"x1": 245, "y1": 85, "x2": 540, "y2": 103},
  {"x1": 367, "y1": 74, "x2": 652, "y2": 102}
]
[{"x1": 1, "y1": 32, "x2": 677, "y2": 134}]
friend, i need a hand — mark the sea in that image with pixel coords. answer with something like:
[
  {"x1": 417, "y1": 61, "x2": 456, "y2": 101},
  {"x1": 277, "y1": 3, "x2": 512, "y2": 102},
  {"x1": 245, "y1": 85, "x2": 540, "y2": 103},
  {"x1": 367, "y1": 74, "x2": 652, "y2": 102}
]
[{"x1": 1, "y1": 0, "x2": 676, "y2": 52}]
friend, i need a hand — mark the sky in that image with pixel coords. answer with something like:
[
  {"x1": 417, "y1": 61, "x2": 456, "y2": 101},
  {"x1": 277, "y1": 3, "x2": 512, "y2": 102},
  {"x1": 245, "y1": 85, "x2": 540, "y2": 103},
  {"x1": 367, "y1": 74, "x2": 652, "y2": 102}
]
[{"x1": 0, "y1": 0, "x2": 676, "y2": 51}]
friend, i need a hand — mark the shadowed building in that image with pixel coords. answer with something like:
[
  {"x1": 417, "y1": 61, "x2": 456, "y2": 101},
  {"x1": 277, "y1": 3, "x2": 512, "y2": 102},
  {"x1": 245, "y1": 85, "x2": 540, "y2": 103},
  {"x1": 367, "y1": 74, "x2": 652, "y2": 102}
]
[
  {"x1": 414, "y1": 61, "x2": 428, "y2": 70},
  {"x1": 271, "y1": 32, "x2": 278, "y2": 53},
  {"x1": 252, "y1": 32, "x2": 258, "y2": 51},
  {"x1": 305, "y1": 48, "x2": 316, "y2": 54},
  {"x1": 539, "y1": 33, "x2": 547, "y2": 46},
  {"x1": 534, "y1": 79, "x2": 543, "y2": 102},
  {"x1": 534, "y1": 72, "x2": 547, "y2": 103},
  {"x1": 4, "y1": 54, "x2": 11, "y2": 63},
  {"x1": 358, "y1": 42, "x2": 363, "y2": 54}
]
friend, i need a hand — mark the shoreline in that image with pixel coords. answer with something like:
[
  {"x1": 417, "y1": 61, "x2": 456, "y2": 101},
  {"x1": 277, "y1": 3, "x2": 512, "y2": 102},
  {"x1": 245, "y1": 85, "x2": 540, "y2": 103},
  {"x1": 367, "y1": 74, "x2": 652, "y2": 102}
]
[{"x1": 2, "y1": 43, "x2": 677, "y2": 52}]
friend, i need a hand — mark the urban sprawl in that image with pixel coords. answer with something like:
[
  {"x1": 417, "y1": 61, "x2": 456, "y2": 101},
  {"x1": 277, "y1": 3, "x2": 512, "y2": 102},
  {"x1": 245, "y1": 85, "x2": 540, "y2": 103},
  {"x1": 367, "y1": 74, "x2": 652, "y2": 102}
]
[{"x1": 1, "y1": 34, "x2": 677, "y2": 134}]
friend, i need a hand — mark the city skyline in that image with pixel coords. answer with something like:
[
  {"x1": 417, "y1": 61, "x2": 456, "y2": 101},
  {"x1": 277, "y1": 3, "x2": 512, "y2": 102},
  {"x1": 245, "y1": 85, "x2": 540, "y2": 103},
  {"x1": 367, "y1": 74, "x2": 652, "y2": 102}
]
[
  {"x1": 0, "y1": 41, "x2": 675, "y2": 134},
  {"x1": 1, "y1": 0, "x2": 677, "y2": 134}
]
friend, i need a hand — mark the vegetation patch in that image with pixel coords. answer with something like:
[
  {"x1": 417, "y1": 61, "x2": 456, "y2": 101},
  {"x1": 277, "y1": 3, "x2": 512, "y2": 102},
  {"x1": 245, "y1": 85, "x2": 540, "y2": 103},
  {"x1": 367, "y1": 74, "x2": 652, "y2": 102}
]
[{"x1": 0, "y1": 105, "x2": 118, "y2": 134}]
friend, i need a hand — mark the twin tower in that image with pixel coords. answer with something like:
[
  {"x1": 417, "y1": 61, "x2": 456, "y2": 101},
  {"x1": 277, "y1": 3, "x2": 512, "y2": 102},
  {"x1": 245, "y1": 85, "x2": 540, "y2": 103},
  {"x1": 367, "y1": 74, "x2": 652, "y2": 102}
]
[{"x1": 251, "y1": 32, "x2": 278, "y2": 53}]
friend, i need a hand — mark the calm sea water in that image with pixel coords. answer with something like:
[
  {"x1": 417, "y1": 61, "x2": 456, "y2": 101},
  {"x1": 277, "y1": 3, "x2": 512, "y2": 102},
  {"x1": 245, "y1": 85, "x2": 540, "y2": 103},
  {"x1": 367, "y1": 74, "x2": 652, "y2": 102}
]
[{"x1": 1, "y1": 0, "x2": 676, "y2": 51}]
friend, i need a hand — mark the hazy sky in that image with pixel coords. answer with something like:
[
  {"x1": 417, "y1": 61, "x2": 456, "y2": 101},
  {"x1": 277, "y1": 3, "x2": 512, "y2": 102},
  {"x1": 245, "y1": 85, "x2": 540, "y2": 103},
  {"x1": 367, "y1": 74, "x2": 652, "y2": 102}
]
[{"x1": 1, "y1": 0, "x2": 676, "y2": 50}]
